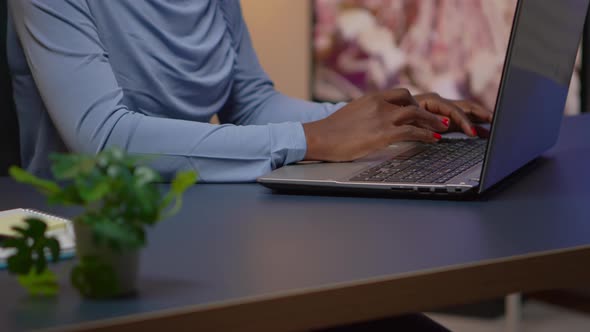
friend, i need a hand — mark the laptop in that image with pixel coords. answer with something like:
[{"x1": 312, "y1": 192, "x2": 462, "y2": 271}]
[{"x1": 258, "y1": 0, "x2": 589, "y2": 198}]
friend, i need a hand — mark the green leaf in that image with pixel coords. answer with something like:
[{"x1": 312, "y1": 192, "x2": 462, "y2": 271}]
[
  {"x1": 33, "y1": 249, "x2": 47, "y2": 275},
  {"x1": 76, "y1": 177, "x2": 110, "y2": 203},
  {"x1": 51, "y1": 154, "x2": 96, "y2": 180},
  {"x1": 4, "y1": 217, "x2": 61, "y2": 289},
  {"x1": 159, "y1": 194, "x2": 182, "y2": 221},
  {"x1": 24, "y1": 218, "x2": 48, "y2": 238},
  {"x1": 9, "y1": 166, "x2": 61, "y2": 196},
  {"x1": 170, "y1": 170, "x2": 197, "y2": 194},
  {"x1": 1, "y1": 237, "x2": 25, "y2": 250},
  {"x1": 45, "y1": 238, "x2": 61, "y2": 262},
  {"x1": 107, "y1": 147, "x2": 124, "y2": 162},
  {"x1": 106, "y1": 164, "x2": 122, "y2": 178},
  {"x1": 7, "y1": 254, "x2": 33, "y2": 275},
  {"x1": 134, "y1": 166, "x2": 159, "y2": 186},
  {"x1": 11, "y1": 226, "x2": 29, "y2": 237},
  {"x1": 158, "y1": 170, "x2": 197, "y2": 220},
  {"x1": 130, "y1": 185, "x2": 160, "y2": 223},
  {"x1": 17, "y1": 268, "x2": 59, "y2": 296},
  {"x1": 48, "y1": 184, "x2": 84, "y2": 205},
  {"x1": 92, "y1": 220, "x2": 144, "y2": 250}
]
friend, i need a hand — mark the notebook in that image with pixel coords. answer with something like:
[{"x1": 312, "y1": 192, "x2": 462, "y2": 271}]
[{"x1": 0, "y1": 209, "x2": 75, "y2": 270}]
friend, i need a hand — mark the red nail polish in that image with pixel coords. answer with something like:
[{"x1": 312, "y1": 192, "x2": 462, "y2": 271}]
[
  {"x1": 442, "y1": 118, "x2": 450, "y2": 127},
  {"x1": 433, "y1": 133, "x2": 442, "y2": 140},
  {"x1": 471, "y1": 127, "x2": 478, "y2": 136}
]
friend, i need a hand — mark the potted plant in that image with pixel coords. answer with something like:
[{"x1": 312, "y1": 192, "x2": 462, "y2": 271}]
[{"x1": 6, "y1": 147, "x2": 197, "y2": 298}]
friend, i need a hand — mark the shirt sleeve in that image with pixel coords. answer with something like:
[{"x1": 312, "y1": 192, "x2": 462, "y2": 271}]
[
  {"x1": 8, "y1": 0, "x2": 338, "y2": 183},
  {"x1": 218, "y1": 2, "x2": 345, "y2": 127}
]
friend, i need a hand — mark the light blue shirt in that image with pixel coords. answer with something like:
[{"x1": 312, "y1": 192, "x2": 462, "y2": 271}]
[{"x1": 7, "y1": 0, "x2": 343, "y2": 182}]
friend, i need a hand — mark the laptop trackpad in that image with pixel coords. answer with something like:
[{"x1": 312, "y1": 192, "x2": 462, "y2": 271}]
[
  {"x1": 266, "y1": 161, "x2": 369, "y2": 182},
  {"x1": 261, "y1": 143, "x2": 414, "y2": 182}
]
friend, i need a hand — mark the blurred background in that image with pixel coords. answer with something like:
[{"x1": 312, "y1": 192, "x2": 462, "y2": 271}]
[
  {"x1": 310, "y1": 0, "x2": 580, "y2": 114},
  {"x1": 242, "y1": 0, "x2": 588, "y2": 115}
]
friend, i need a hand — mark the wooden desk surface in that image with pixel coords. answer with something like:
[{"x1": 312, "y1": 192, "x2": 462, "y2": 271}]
[{"x1": 1, "y1": 115, "x2": 589, "y2": 332}]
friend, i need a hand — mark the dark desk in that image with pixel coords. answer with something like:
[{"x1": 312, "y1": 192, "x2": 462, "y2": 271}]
[{"x1": 1, "y1": 115, "x2": 590, "y2": 332}]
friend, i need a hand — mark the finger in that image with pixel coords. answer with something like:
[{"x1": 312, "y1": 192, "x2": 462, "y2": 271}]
[
  {"x1": 416, "y1": 118, "x2": 450, "y2": 133},
  {"x1": 390, "y1": 105, "x2": 448, "y2": 132},
  {"x1": 379, "y1": 88, "x2": 419, "y2": 107},
  {"x1": 474, "y1": 125, "x2": 491, "y2": 139},
  {"x1": 420, "y1": 97, "x2": 477, "y2": 137},
  {"x1": 454, "y1": 100, "x2": 494, "y2": 123},
  {"x1": 391, "y1": 125, "x2": 442, "y2": 144},
  {"x1": 415, "y1": 92, "x2": 440, "y2": 101}
]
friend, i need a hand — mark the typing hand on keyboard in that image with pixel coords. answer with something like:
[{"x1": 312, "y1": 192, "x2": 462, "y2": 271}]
[
  {"x1": 303, "y1": 89, "x2": 459, "y2": 162},
  {"x1": 302, "y1": 88, "x2": 491, "y2": 164},
  {"x1": 415, "y1": 93, "x2": 494, "y2": 137}
]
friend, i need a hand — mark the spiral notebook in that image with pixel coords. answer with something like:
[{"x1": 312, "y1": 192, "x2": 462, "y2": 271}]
[{"x1": 0, "y1": 209, "x2": 75, "y2": 270}]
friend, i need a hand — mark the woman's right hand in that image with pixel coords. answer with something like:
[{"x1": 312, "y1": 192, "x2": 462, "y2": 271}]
[{"x1": 302, "y1": 89, "x2": 451, "y2": 162}]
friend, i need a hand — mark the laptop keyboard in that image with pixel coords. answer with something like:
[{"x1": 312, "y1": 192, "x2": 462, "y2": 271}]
[{"x1": 350, "y1": 139, "x2": 487, "y2": 184}]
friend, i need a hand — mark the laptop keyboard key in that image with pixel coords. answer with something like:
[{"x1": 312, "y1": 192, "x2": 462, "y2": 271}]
[{"x1": 350, "y1": 139, "x2": 486, "y2": 184}]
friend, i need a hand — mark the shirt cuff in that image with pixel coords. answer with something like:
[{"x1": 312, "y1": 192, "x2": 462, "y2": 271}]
[{"x1": 268, "y1": 122, "x2": 307, "y2": 168}]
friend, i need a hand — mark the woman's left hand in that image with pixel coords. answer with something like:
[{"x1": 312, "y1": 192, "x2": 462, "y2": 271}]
[{"x1": 414, "y1": 93, "x2": 493, "y2": 138}]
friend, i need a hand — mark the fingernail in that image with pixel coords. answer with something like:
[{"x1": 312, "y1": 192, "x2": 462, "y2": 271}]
[
  {"x1": 471, "y1": 127, "x2": 478, "y2": 136},
  {"x1": 442, "y1": 118, "x2": 450, "y2": 127},
  {"x1": 433, "y1": 133, "x2": 442, "y2": 140}
]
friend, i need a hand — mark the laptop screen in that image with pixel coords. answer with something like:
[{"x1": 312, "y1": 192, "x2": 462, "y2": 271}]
[
  {"x1": 311, "y1": 0, "x2": 581, "y2": 116},
  {"x1": 479, "y1": 0, "x2": 589, "y2": 191}
]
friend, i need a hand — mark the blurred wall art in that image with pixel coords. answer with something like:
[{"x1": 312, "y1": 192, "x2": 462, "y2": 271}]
[{"x1": 312, "y1": 0, "x2": 581, "y2": 115}]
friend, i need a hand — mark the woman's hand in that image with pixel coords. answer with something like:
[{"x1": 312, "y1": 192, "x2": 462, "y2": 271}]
[
  {"x1": 303, "y1": 89, "x2": 450, "y2": 162},
  {"x1": 414, "y1": 93, "x2": 493, "y2": 137}
]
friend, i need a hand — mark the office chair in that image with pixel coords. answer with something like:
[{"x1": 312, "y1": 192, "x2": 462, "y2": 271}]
[{"x1": 0, "y1": 1, "x2": 21, "y2": 175}]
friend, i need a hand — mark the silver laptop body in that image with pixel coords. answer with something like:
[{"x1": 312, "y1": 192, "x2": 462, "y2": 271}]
[{"x1": 258, "y1": 0, "x2": 588, "y2": 197}]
